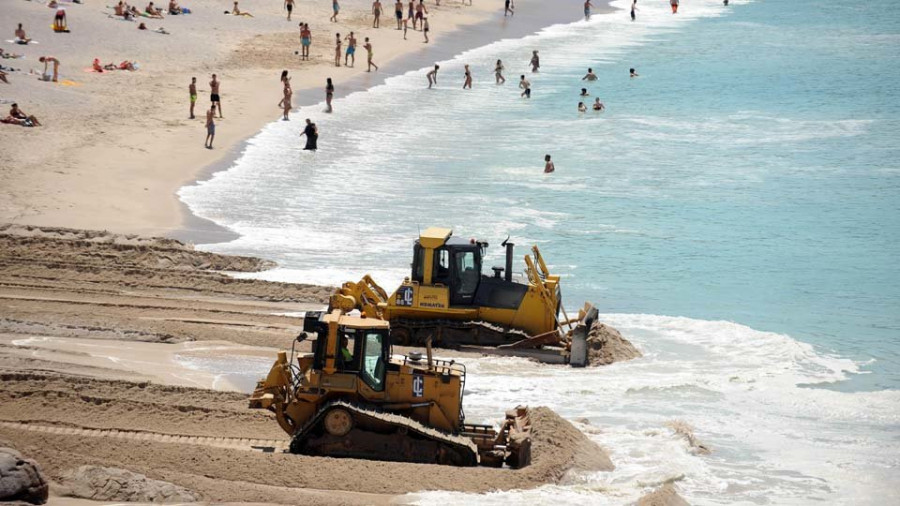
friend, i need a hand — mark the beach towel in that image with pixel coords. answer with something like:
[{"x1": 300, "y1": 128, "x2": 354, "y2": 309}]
[{"x1": 6, "y1": 40, "x2": 39, "y2": 45}]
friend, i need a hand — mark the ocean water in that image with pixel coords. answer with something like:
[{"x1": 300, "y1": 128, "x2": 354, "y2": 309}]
[{"x1": 179, "y1": 0, "x2": 900, "y2": 503}]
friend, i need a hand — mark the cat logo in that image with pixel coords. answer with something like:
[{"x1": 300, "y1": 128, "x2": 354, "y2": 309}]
[
  {"x1": 396, "y1": 286, "x2": 414, "y2": 307},
  {"x1": 412, "y1": 374, "x2": 424, "y2": 398}
]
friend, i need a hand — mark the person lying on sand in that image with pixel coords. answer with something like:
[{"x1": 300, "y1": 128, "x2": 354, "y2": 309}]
[
  {"x1": 145, "y1": 2, "x2": 164, "y2": 18},
  {"x1": 0, "y1": 70, "x2": 8, "y2": 84},
  {"x1": 38, "y1": 56, "x2": 60, "y2": 82},
  {"x1": 0, "y1": 48, "x2": 24, "y2": 59},
  {"x1": 92, "y1": 58, "x2": 105, "y2": 72},
  {"x1": 231, "y1": 2, "x2": 254, "y2": 17},
  {"x1": 15, "y1": 24, "x2": 31, "y2": 44}
]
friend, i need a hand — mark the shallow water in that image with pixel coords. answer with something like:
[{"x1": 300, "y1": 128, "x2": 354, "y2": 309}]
[{"x1": 179, "y1": 0, "x2": 900, "y2": 502}]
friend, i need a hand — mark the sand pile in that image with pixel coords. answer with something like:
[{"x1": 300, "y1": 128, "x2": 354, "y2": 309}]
[
  {"x1": 637, "y1": 483, "x2": 691, "y2": 506},
  {"x1": 587, "y1": 321, "x2": 643, "y2": 366},
  {"x1": 59, "y1": 466, "x2": 201, "y2": 503}
]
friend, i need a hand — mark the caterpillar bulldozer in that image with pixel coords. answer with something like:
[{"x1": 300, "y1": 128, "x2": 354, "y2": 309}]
[
  {"x1": 331, "y1": 227, "x2": 599, "y2": 366},
  {"x1": 248, "y1": 308, "x2": 532, "y2": 468}
]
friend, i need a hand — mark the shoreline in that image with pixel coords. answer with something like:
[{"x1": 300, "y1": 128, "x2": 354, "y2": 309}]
[{"x1": 172, "y1": 0, "x2": 601, "y2": 246}]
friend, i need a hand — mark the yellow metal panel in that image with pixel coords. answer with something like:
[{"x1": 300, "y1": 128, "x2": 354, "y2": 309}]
[
  {"x1": 336, "y1": 315, "x2": 390, "y2": 329},
  {"x1": 416, "y1": 285, "x2": 450, "y2": 310},
  {"x1": 319, "y1": 373, "x2": 358, "y2": 391},
  {"x1": 419, "y1": 227, "x2": 452, "y2": 248}
]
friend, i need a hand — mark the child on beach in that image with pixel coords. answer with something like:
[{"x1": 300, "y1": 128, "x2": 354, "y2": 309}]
[
  {"x1": 426, "y1": 64, "x2": 439, "y2": 88},
  {"x1": 364, "y1": 38, "x2": 378, "y2": 72},
  {"x1": 544, "y1": 155, "x2": 555, "y2": 173},
  {"x1": 422, "y1": 17, "x2": 429, "y2": 43}
]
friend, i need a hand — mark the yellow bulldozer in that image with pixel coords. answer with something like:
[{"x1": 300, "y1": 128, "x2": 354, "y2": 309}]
[
  {"x1": 331, "y1": 227, "x2": 599, "y2": 366},
  {"x1": 249, "y1": 308, "x2": 532, "y2": 468}
]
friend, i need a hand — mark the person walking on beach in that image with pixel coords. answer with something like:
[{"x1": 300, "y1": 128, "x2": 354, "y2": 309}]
[
  {"x1": 285, "y1": 0, "x2": 294, "y2": 21},
  {"x1": 372, "y1": 0, "x2": 383, "y2": 28},
  {"x1": 462, "y1": 64, "x2": 472, "y2": 89},
  {"x1": 334, "y1": 33, "x2": 342, "y2": 67},
  {"x1": 395, "y1": 0, "x2": 404, "y2": 29},
  {"x1": 427, "y1": 64, "x2": 439, "y2": 88},
  {"x1": 582, "y1": 68, "x2": 597, "y2": 81},
  {"x1": 415, "y1": 1, "x2": 428, "y2": 29},
  {"x1": 403, "y1": 17, "x2": 409, "y2": 39},
  {"x1": 189, "y1": 77, "x2": 197, "y2": 119},
  {"x1": 331, "y1": 0, "x2": 340, "y2": 22},
  {"x1": 38, "y1": 56, "x2": 60, "y2": 82},
  {"x1": 364, "y1": 38, "x2": 379, "y2": 72},
  {"x1": 205, "y1": 105, "x2": 215, "y2": 148},
  {"x1": 344, "y1": 32, "x2": 357, "y2": 67},
  {"x1": 325, "y1": 77, "x2": 335, "y2": 112},
  {"x1": 530, "y1": 50, "x2": 539, "y2": 72},
  {"x1": 210, "y1": 74, "x2": 222, "y2": 118},
  {"x1": 630, "y1": 0, "x2": 637, "y2": 21},
  {"x1": 544, "y1": 154, "x2": 555, "y2": 173},
  {"x1": 504, "y1": 0, "x2": 514, "y2": 17},
  {"x1": 422, "y1": 17, "x2": 430, "y2": 43},
  {"x1": 519, "y1": 75, "x2": 531, "y2": 98},
  {"x1": 301, "y1": 118, "x2": 318, "y2": 150},
  {"x1": 584, "y1": 0, "x2": 593, "y2": 21},
  {"x1": 300, "y1": 23, "x2": 312, "y2": 60},
  {"x1": 408, "y1": 0, "x2": 416, "y2": 29},
  {"x1": 495, "y1": 59, "x2": 505, "y2": 84},
  {"x1": 670, "y1": 0, "x2": 679, "y2": 14}
]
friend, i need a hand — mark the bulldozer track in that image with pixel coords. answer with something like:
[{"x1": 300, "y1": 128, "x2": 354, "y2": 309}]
[
  {"x1": 292, "y1": 401, "x2": 480, "y2": 465},
  {"x1": 0, "y1": 421, "x2": 289, "y2": 452}
]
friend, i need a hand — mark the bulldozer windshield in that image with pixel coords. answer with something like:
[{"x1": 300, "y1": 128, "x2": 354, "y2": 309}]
[{"x1": 360, "y1": 330, "x2": 388, "y2": 391}]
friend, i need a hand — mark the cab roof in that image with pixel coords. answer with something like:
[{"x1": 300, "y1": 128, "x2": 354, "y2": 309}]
[{"x1": 419, "y1": 227, "x2": 453, "y2": 248}]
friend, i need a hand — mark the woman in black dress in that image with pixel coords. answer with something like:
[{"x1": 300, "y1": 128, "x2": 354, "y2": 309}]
[{"x1": 301, "y1": 118, "x2": 318, "y2": 150}]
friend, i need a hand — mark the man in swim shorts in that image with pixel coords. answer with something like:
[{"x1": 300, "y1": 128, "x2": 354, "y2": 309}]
[
  {"x1": 189, "y1": 77, "x2": 197, "y2": 119},
  {"x1": 209, "y1": 74, "x2": 222, "y2": 118},
  {"x1": 344, "y1": 32, "x2": 357, "y2": 67},
  {"x1": 395, "y1": 0, "x2": 403, "y2": 29},
  {"x1": 300, "y1": 23, "x2": 311, "y2": 60},
  {"x1": 519, "y1": 75, "x2": 531, "y2": 98},
  {"x1": 285, "y1": 0, "x2": 294, "y2": 21}
]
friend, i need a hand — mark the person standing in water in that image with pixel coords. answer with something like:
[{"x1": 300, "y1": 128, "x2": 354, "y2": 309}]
[
  {"x1": 301, "y1": 118, "x2": 318, "y2": 150},
  {"x1": 344, "y1": 32, "x2": 357, "y2": 67},
  {"x1": 426, "y1": 64, "x2": 439, "y2": 88},
  {"x1": 364, "y1": 37, "x2": 378, "y2": 72},
  {"x1": 188, "y1": 77, "x2": 197, "y2": 119},
  {"x1": 544, "y1": 155, "x2": 555, "y2": 173},
  {"x1": 592, "y1": 97, "x2": 605, "y2": 111},
  {"x1": 577, "y1": 102, "x2": 587, "y2": 113},
  {"x1": 462, "y1": 64, "x2": 472, "y2": 89},
  {"x1": 519, "y1": 75, "x2": 531, "y2": 98},
  {"x1": 631, "y1": 0, "x2": 637, "y2": 21},
  {"x1": 670, "y1": 0, "x2": 679, "y2": 14},
  {"x1": 204, "y1": 104, "x2": 215, "y2": 149},
  {"x1": 325, "y1": 77, "x2": 335, "y2": 112},
  {"x1": 582, "y1": 68, "x2": 597, "y2": 81},
  {"x1": 584, "y1": 0, "x2": 593, "y2": 21},
  {"x1": 495, "y1": 59, "x2": 505, "y2": 84},
  {"x1": 209, "y1": 73, "x2": 222, "y2": 118},
  {"x1": 530, "y1": 50, "x2": 539, "y2": 72}
]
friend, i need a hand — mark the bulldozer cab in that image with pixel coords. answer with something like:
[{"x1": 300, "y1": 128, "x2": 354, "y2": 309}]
[
  {"x1": 308, "y1": 311, "x2": 390, "y2": 392},
  {"x1": 412, "y1": 234, "x2": 483, "y2": 306}
]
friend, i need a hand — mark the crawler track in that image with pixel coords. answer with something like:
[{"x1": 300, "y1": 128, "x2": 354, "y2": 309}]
[{"x1": 0, "y1": 421, "x2": 289, "y2": 452}]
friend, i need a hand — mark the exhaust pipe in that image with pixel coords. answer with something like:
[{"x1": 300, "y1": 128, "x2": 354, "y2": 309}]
[{"x1": 505, "y1": 242, "x2": 514, "y2": 283}]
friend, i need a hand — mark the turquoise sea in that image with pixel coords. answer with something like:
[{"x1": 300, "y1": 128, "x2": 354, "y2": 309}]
[{"x1": 179, "y1": 0, "x2": 900, "y2": 503}]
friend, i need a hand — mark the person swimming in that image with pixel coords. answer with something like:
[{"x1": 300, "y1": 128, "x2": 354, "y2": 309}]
[
  {"x1": 592, "y1": 97, "x2": 605, "y2": 111},
  {"x1": 582, "y1": 68, "x2": 597, "y2": 81},
  {"x1": 630, "y1": 67, "x2": 639, "y2": 77},
  {"x1": 578, "y1": 102, "x2": 587, "y2": 113},
  {"x1": 580, "y1": 88, "x2": 589, "y2": 97}
]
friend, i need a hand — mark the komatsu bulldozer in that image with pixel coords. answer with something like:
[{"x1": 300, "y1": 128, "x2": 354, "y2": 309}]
[
  {"x1": 249, "y1": 308, "x2": 532, "y2": 468},
  {"x1": 331, "y1": 227, "x2": 599, "y2": 366}
]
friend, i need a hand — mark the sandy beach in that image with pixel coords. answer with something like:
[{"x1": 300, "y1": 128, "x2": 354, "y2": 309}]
[{"x1": 0, "y1": 0, "x2": 508, "y2": 237}]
